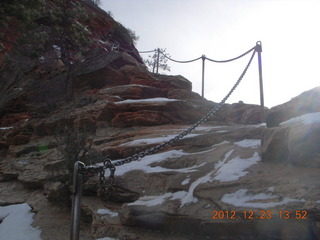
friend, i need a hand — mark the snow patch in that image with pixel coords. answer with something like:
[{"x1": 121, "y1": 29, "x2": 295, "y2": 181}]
[
  {"x1": 111, "y1": 150, "x2": 205, "y2": 176},
  {"x1": 96, "y1": 237, "x2": 118, "y2": 240},
  {"x1": 213, "y1": 152, "x2": 261, "y2": 182},
  {"x1": 267, "y1": 186, "x2": 275, "y2": 192},
  {"x1": 234, "y1": 139, "x2": 261, "y2": 148},
  {"x1": 52, "y1": 45, "x2": 61, "y2": 51},
  {"x1": 120, "y1": 134, "x2": 199, "y2": 146},
  {"x1": 0, "y1": 203, "x2": 41, "y2": 240},
  {"x1": 0, "y1": 127, "x2": 13, "y2": 130},
  {"x1": 123, "y1": 149, "x2": 263, "y2": 209},
  {"x1": 280, "y1": 112, "x2": 320, "y2": 126},
  {"x1": 115, "y1": 98, "x2": 178, "y2": 104},
  {"x1": 212, "y1": 140, "x2": 230, "y2": 147},
  {"x1": 179, "y1": 150, "x2": 234, "y2": 207},
  {"x1": 221, "y1": 189, "x2": 304, "y2": 209},
  {"x1": 194, "y1": 126, "x2": 228, "y2": 132},
  {"x1": 216, "y1": 130, "x2": 229, "y2": 133},
  {"x1": 128, "y1": 191, "x2": 194, "y2": 207},
  {"x1": 97, "y1": 209, "x2": 118, "y2": 217},
  {"x1": 181, "y1": 177, "x2": 191, "y2": 185}
]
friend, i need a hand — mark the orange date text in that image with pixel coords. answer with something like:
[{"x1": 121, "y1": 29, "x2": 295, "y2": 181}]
[{"x1": 212, "y1": 210, "x2": 308, "y2": 220}]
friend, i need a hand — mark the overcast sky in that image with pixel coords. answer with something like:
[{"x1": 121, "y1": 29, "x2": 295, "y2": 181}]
[{"x1": 101, "y1": 0, "x2": 320, "y2": 108}]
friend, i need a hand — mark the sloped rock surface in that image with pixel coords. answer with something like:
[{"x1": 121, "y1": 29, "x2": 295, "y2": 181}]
[
  {"x1": 266, "y1": 86, "x2": 320, "y2": 127},
  {"x1": 218, "y1": 102, "x2": 266, "y2": 124},
  {"x1": 262, "y1": 88, "x2": 320, "y2": 168},
  {"x1": 2, "y1": 121, "x2": 320, "y2": 239},
  {"x1": 87, "y1": 123, "x2": 319, "y2": 239}
]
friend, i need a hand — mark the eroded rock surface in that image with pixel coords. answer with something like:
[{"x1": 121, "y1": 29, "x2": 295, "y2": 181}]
[
  {"x1": 1, "y1": 121, "x2": 320, "y2": 239},
  {"x1": 0, "y1": 1, "x2": 319, "y2": 238}
]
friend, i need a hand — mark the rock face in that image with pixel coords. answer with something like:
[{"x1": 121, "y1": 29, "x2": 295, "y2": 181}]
[
  {"x1": 262, "y1": 89, "x2": 320, "y2": 168},
  {"x1": 1, "y1": 2, "x2": 319, "y2": 240},
  {"x1": 266, "y1": 87, "x2": 320, "y2": 127}
]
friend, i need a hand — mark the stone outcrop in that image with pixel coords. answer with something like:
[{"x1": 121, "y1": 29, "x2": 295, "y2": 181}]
[
  {"x1": 266, "y1": 86, "x2": 320, "y2": 127},
  {"x1": 218, "y1": 102, "x2": 266, "y2": 124},
  {"x1": 262, "y1": 88, "x2": 320, "y2": 168}
]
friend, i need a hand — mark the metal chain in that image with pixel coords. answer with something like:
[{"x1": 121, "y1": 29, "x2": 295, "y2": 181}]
[
  {"x1": 112, "y1": 48, "x2": 257, "y2": 167},
  {"x1": 205, "y1": 46, "x2": 255, "y2": 63},
  {"x1": 160, "y1": 51, "x2": 203, "y2": 63},
  {"x1": 160, "y1": 46, "x2": 255, "y2": 64}
]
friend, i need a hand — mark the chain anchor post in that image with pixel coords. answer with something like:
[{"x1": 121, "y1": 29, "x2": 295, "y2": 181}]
[
  {"x1": 256, "y1": 41, "x2": 265, "y2": 123},
  {"x1": 70, "y1": 161, "x2": 85, "y2": 240},
  {"x1": 201, "y1": 54, "x2": 206, "y2": 99}
]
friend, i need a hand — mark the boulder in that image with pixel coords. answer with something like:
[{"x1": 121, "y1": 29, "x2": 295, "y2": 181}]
[
  {"x1": 71, "y1": 50, "x2": 140, "y2": 79},
  {"x1": 167, "y1": 89, "x2": 202, "y2": 100},
  {"x1": 262, "y1": 117, "x2": 320, "y2": 167},
  {"x1": 152, "y1": 74, "x2": 192, "y2": 91},
  {"x1": 288, "y1": 123, "x2": 320, "y2": 167},
  {"x1": 120, "y1": 65, "x2": 192, "y2": 91},
  {"x1": 99, "y1": 84, "x2": 167, "y2": 100},
  {"x1": 262, "y1": 87, "x2": 320, "y2": 168},
  {"x1": 4, "y1": 126, "x2": 33, "y2": 145},
  {"x1": 261, "y1": 126, "x2": 289, "y2": 163},
  {"x1": 267, "y1": 86, "x2": 320, "y2": 127},
  {"x1": 218, "y1": 102, "x2": 266, "y2": 124},
  {"x1": 72, "y1": 50, "x2": 139, "y2": 90},
  {"x1": 111, "y1": 110, "x2": 171, "y2": 127},
  {"x1": 98, "y1": 99, "x2": 216, "y2": 127}
]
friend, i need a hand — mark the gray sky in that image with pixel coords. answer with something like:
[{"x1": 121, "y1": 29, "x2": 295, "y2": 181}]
[{"x1": 101, "y1": 0, "x2": 320, "y2": 107}]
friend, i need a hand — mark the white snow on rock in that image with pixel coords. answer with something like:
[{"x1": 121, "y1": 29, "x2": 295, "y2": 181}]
[
  {"x1": 212, "y1": 140, "x2": 230, "y2": 148},
  {"x1": 234, "y1": 139, "x2": 261, "y2": 148},
  {"x1": 96, "y1": 237, "x2": 118, "y2": 240},
  {"x1": 0, "y1": 203, "x2": 41, "y2": 240},
  {"x1": 120, "y1": 134, "x2": 199, "y2": 146},
  {"x1": 0, "y1": 126, "x2": 13, "y2": 130},
  {"x1": 115, "y1": 98, "x2": 178, "y2": 104},
  {"x1": 213, "y1": 152, "x2": 261, "y2": 182},
  {"x1": 52, "y1": 45, "x2": 61, "y2": 51},
  {"x1": 221, "y1": 189, "x2": 304, "y2": 209},
  {"x1": 111, "y1": 150, "x2": 205, "y2": 176},
  {"x1": 97, "y1": 209, "x2": 118, "y2": 217},
  {"x1": 280, "y1": 112, "x2": 320, "y2": 126},
  {"x1": 128, "y1": 190, "x2": 197, "y2": 208},
  {"x1": 181, "y1": 177, "x2": 191, "y2": 185},
  {"x1": 193, "y1": 126, "x2": 228, "y2": 132},
  {"x1": 255, "y1": 123, "x2": 266, "y2": 127},
  {"x1": 126, "y1": 148, "x2": 263, "y2": 208}
]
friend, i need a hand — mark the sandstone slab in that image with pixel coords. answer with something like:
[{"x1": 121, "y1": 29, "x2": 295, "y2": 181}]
[{"x1": 267, "y1": 86, "x2": 320, "y2": 127}]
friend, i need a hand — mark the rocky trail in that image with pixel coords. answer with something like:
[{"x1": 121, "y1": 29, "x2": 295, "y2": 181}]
[
  {"x1": 1, "y1": 118, "x2": 320, "y2": 239},
  {"x1": 0, "y1": 1, "x2": 319, "y2": 238}
]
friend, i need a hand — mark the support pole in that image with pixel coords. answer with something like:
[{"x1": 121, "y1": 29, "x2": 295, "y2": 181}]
[
  {"x1": 256, "y1": 41, "x2": 265, "y2": 122},
  {"x1": 201, "y1": 55, "x2": 206, "y2": 99},
  {"x1": 156, "y1": 48, "x2": 160, "y2": 74},
  {"x1": 70, "y1": 161, "x2": 85, "y2": 240}
]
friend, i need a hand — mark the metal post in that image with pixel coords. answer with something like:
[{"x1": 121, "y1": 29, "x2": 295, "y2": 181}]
[
  {"x1": 70, "y1": 161, "x2": 85, "y2": 240},
  {"x1": 201, "y1": 55, "x2": 206, "y2": 99},
  {"x1": 256, "y1": 41, "x2": 265, "y2": 122},
  {"x1": 156, "y1": 48, "x2": 160, "y2": 74}
]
